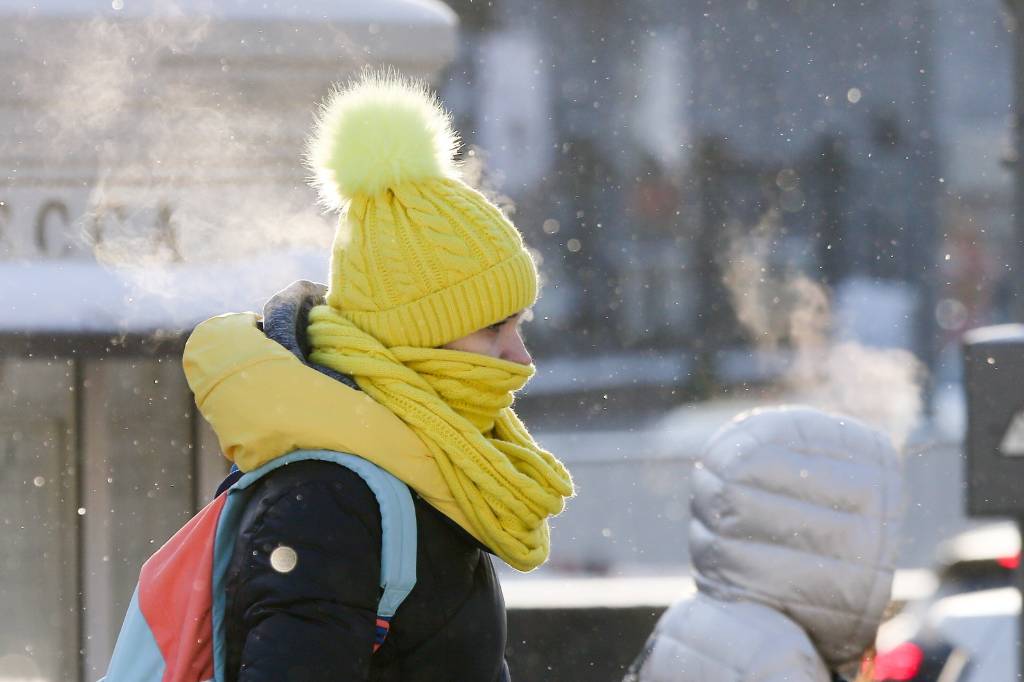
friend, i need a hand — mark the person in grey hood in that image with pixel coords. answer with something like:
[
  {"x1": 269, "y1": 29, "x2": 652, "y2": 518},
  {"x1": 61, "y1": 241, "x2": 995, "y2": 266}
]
[{"x1": 626, "y1": 405, "x2": 903, "y2": 682}]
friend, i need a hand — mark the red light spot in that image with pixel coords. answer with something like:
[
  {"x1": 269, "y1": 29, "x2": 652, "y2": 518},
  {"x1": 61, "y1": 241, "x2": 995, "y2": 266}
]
[
  {"x1": 873, "y1": 642, "x2": 924, "y2": 681},
  {"x1": 998, "y1": 553, "x2": 1020, "y2": 570}
]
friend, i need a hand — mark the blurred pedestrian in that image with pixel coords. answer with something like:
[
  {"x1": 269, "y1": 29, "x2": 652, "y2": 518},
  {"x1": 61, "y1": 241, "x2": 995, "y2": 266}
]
[
  {"x1": 625, "y1": 406, "x2": 902, "y2": 682},
  {"x1": 180, "y1": 72, "x2": 574, "y2": 681}
]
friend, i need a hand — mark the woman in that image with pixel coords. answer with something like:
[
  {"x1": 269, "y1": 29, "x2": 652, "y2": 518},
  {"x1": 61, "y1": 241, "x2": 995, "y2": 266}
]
[
  {"x1": 626, "y1": 406, "x2": 902, "y2": 682},
  {"x1": 182, "y1": 73, "x2": 574, "y2": 681}
]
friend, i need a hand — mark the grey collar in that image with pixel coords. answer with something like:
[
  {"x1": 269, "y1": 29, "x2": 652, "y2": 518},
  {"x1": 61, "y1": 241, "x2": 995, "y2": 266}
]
[{"x1": 262, "y1": 280, "x2": 359, "y2": 390}]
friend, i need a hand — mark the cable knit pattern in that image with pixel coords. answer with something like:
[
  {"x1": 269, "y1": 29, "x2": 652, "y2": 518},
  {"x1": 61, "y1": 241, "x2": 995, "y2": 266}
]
[
  {"x1": 308, "y1": 74, "x2": 539, "y2": 348},
  {"x1": 307, "y1": 305, "x2": 574, "y2": 572},
  {"x1": 330, "y1": 211, "x2": 376, "y2": 312}
]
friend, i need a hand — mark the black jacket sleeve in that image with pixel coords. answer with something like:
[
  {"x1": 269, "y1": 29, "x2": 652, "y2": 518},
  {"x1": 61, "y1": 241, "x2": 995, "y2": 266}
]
[{"x1": 229, "y1": 461, "x2": 383, "y2": 682}]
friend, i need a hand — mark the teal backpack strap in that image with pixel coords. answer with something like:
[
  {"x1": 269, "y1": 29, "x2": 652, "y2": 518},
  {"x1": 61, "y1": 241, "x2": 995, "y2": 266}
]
[{"x1": 211, "y1": 449, "x2": 417, "y2": 680}]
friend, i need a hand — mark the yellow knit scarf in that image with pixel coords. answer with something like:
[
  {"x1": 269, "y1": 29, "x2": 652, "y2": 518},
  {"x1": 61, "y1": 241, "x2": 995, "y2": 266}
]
[{"x1": 307, "y1": 305, "x2": 574, "y2": 572}]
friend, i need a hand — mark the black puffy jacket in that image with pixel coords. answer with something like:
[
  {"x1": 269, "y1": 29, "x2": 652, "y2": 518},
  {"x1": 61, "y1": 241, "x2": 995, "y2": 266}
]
[{"x1": 221, "y1": 281, "x2": 511, "y2": 681}]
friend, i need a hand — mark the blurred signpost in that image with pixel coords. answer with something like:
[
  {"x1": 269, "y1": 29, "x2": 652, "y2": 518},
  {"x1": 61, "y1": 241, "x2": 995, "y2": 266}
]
[
  {"x1": 963, "y1": 324, "x2": 1024, "y2": 680},
  {"x1": 986, "y1": 2, "x2": 1024, "y2": 673},
  {"x1": 1009, "y1": 0, "x2": 1024, "y2": 320}
]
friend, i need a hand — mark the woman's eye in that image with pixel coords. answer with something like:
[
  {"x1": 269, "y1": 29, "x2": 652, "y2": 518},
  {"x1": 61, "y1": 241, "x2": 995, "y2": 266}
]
[{"x1": 488, "y1": 322, "x2": 504, "y2": 332}]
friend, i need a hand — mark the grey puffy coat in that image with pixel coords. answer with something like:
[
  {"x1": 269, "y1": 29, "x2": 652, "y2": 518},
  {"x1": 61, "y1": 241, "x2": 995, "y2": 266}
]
[{"x1": 632, "y1": 406, "x2": 903, "y2": 682}]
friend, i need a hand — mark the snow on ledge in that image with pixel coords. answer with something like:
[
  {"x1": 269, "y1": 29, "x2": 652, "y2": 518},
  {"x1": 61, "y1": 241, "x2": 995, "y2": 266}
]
[
  {"x1": 0, "y1": 0, "x2": 458, "y2": 26},
  {"x1": 1, "y1": 254, "x2": 325, "y2": 334},
  {"x1": 498, "y1": 570, "x2": 934, "y2": 609}
]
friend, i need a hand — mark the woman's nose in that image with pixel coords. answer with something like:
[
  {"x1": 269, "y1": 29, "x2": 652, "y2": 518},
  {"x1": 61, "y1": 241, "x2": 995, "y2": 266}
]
[{"x1": 501, "y1": 329, "x2": 533, "y2": 365}]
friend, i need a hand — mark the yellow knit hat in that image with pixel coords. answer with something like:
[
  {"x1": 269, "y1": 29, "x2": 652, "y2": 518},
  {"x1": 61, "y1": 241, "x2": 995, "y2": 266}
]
[{"x1": 307, "y1": 72, "x2": 539, "y2": 348}]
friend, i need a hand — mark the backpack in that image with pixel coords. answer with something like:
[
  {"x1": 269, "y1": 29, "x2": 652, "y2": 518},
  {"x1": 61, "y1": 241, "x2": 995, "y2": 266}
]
[{"x1": 100, "y1": 449, "x2": 418, "y2": 682}]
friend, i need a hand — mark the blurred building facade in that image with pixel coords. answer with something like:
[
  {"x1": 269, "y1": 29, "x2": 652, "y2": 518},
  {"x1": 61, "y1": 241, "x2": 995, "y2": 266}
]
[
  {"x1": 1, "y1": 0, "x2": 1020, "y2": 679},
  {"x1": 444, "y1": 0, "x2": 1014, "y2": 395}
]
